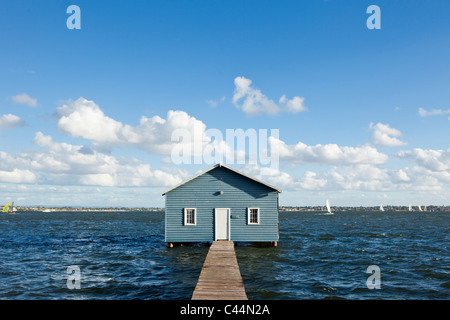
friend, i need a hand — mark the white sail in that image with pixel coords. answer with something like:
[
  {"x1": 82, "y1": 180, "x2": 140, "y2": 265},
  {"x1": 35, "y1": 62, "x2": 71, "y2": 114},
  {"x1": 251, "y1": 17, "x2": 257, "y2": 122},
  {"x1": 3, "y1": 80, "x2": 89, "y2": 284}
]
[
  {"x1": 326, "y1": 199, "x2": 332, "y2": 214},
  {"x1": 423, "y1": 205, "x2": 427, "y2": 211},
  {"x1": 408, "y1": 205, "x2": 412, "y2": 211},
  {"x1": 380, "y1": 205, "x2": 384, "y2": 211},
  {"x1": 418, "y1": 205, "x2": 422, "y2": 211}
]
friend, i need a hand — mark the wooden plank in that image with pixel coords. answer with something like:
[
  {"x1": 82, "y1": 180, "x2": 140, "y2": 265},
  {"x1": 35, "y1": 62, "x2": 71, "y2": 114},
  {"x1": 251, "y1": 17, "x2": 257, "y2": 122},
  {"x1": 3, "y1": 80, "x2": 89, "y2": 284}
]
[{"x1": 192, "y1": 241, "x2": 247, "y2": 300}]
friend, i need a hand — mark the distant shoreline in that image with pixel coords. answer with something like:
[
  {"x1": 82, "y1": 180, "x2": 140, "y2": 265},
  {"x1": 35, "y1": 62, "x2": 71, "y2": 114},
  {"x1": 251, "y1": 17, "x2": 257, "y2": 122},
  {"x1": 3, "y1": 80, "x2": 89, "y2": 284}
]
[
  {"x1": 9, "y1": 207, "x2": 164, "y2": 212},
  {"x1": 7, "y1": 205, "x2": 450, "y2": 212}
]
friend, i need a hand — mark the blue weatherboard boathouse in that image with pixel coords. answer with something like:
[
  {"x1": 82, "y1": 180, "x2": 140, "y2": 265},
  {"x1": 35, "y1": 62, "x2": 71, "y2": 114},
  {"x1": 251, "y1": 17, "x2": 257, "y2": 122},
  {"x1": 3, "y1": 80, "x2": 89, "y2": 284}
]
[{"x1": 162, "y1": 163, "x2": 281, "y2": 246}]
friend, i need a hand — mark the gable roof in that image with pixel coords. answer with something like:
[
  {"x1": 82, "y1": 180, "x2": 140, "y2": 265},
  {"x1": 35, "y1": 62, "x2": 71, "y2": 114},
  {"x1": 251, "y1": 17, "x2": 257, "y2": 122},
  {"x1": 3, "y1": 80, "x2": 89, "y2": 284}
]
[{"x1": 161, "y1": 163, "x2": 282, "y2": 195}]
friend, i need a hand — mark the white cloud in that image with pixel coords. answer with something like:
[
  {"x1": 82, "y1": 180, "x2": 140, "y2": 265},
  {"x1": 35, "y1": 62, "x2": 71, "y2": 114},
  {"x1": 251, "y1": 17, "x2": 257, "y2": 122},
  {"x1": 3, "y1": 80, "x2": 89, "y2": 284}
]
[
  {"x1": 0, "y1": 114, "x2": 25, "y2": 129},
  {"x1": 132, "y1": 110, "x2": 209, "y2": 155},
  {"x1": 241, "y1": 162, "x2": 395, "y2": 192},
  {"x1": 396, "y1": 148, "x2": 450, "y2": 172},
  {"x1": 418, "y1": 107, "x2": 450, "y2": 118},
  {"x1": 279, "y1": 95, "x2": 307, "y2": 113},
  {"x1": 232, "y1": 76, "x2": 306, "y2": 116},
  {"x1": 241, "y1": 164, "x2": 296, "y2": 190},
  {"x1": 57, "y1": 98, "x2": 127, "y2": 144},
  {"x1": 298, "y1": 171, "x2": 327, "y2": 190},
  {"x1": 390, "y1": 169, "x2": 411, "y2": 183},
  {"x1": 0, "y1": 169, "x2": 36, "y2": 184},
  {"x1": 3, "y1": 94, "x2": 449, "y2": 202},
  {"x1": 297, "y1": 164, "x2": 439, "y2": 192},
  {"x1": 269, "y1": 136, "x2": 388, "y2": 165},
  {"x1": 239, "y1": 154, "x2": 449, "y2": 194},
  {"x1": 398, "y1": 166, "x2": 447, "y2": 192},
  {"x1": 312, "y1": 148, "x2": 450, "y2": 192},
  {"x1": 11, "y1": 93, "x2": 38, "y2": 107},
  {"x1": 56, "y1": 97, "x2": 270, "y2": 166},
  {"x1": 327, "y1": 164, "x2": 391, "y2": 191},
  {"x1": 0, "y1": 131, "x2": 186, "y2": 187},
  {"x1": 232, "y1": 76, "x2": 280, "y2": 116},
  {"x1": 369, "y1": 122, "x2": 407, "y2": 147},
  {"x1": 56, "y1": 97, "x2": 210, "y2": 157}
]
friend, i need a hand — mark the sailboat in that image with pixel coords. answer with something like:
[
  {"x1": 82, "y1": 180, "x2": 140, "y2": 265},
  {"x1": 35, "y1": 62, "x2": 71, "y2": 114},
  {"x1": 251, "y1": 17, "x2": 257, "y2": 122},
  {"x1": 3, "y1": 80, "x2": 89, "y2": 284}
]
[
  {"x1": 418, "y1": 205, "x2": 423, "y2": 212},
  {"x1": 423, "y1": 205, "x2": 427, "y2": 211},
  {"x1": 408, "y1": 205, "x2": 412, "y2": 212},
  {"x1": 2, "y1": 202, "x2": 15, "y2": 214},
  {"x1": 379, "y1": 204, "x2": 385, "y2": 212},
  {"x1": 325, "y1": 199, "x2": 334, "y2": 215}
]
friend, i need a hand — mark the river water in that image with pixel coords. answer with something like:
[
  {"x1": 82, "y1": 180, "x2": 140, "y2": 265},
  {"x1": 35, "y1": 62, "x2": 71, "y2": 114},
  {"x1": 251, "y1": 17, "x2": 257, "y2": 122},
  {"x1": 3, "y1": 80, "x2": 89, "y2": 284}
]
[{"x1": 0, "y1": 210, "x2": 448, "y2": 299}]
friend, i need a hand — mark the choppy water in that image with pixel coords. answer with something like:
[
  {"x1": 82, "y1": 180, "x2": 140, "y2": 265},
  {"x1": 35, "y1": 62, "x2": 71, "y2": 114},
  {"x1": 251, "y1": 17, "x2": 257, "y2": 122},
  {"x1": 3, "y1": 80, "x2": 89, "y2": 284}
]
[{"x1": 0, "y1": 210, "x2": 448, "y2": 300}]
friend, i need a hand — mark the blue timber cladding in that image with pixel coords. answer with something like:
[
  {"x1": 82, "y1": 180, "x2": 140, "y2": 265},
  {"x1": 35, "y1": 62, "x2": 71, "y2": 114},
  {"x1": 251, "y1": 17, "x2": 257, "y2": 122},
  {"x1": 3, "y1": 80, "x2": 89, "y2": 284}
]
[{"x1": 164, "y1": 165, "x2": 280, "y2": 243}]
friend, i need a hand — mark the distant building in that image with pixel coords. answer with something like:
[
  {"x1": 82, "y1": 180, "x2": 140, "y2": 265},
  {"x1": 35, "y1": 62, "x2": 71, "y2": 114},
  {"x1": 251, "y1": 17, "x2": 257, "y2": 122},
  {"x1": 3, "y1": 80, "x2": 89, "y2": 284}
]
[{"x1": 162, "y1": 164, "x2": 281, "y2": 246}]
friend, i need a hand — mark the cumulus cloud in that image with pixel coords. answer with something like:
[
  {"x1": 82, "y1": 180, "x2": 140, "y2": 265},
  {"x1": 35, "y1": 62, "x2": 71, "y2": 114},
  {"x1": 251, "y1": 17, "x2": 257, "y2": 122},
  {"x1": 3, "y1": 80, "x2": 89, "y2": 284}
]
[
  {"x1": 232, "y1": 76, "x2": 307, "y2": 116},
  {"x1": 369, "y1": 122, "x2": 407, "y2": 147},
  {"x1": 57, "y1": 98, "x2": 128, "y2": 144},
  {"x1": 298, "y1": 171, "x2": 327, "y2": 190},
  {"x1": 56, "y1": 97, "x2": 210, "y2": 156},
  {"x1": 327, "y1": 164, "x2": 392, "y2": 191},
  {"x1": 390, "y1": 169, "x2": 411, "y2": 183},
  {"x1": 241, "y1": 164, "x2": 296, "y2": 190},
  {"x1": 318, "y1": 164, "x2": 440, "y2": 192},
  {"x1": 0, "y1": 169, "x2": 36, "y2": 184},
  {"x1": 3, "y1": 95, "x2": 448, "y2": 198},
  {"x1": 308, "y1": 147, "x2": 450, "y2": 192},
  {"x1": 0, "y1": 114, "x2": 25, "y2": 129},
  {"x1": 269, "y1": 136, "x2": 388, "y2": 165},
  {"x1": 241, "y1": 162, "x2": 397, "y2": 192},
  {"x1": 232, "y1": 76, "x2": 280, "y2": 116},
  {"x1": 279, "y1": 95, "x2": 307, "y2": 113},
  {"x1": 56, "y1": 97, "x2": 265, "y2": 166},
  {"x1": 132, "y1": 110, "x2": 209, "y2": 155},
  {"x1": 241, "y1": 163, "x2": 390, "y2": 192},
  {"x1": 11, "y1": 93, "x2": 38, "y2": 107},
  {"x1": 78, "y1": 163, "x2": 184, "y2": 187},
  {"x1": 239, "y1": 150, "x2": 449, "y2": 194},
  {"x1": 0, "y1": 131, "x2": 186, "y2": 187},
  {"x1": 396, "y1": 148, "x2": 450, "y2": 172}
]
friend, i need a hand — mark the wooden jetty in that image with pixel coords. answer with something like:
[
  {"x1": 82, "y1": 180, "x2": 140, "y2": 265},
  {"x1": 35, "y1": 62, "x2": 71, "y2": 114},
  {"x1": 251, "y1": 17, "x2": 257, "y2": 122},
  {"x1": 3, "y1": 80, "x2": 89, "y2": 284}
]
[{"x1": 192, "y1": 241, "x2": 248, "y2": 300}]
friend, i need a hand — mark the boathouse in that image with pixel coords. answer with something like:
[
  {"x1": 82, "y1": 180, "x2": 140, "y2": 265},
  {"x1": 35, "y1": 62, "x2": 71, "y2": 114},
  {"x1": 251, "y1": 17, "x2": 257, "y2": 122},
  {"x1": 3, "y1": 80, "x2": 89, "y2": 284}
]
[{"x1": 162, "y1": 163, "x2": 281, "y2": 246}]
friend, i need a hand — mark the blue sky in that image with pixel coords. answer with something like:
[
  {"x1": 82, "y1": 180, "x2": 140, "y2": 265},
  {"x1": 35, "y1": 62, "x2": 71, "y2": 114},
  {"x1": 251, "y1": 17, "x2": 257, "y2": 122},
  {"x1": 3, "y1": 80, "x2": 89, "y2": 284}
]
[{"x1": 1, "y1": 0, "x2": 450, "y2": 207}]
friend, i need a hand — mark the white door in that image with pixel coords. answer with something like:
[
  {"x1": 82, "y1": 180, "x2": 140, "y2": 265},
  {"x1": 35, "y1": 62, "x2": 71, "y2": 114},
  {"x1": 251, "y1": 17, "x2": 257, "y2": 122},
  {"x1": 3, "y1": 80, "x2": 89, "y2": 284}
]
[{"x1": 215, "y1": 208, "x2": 230, "y2": 240}]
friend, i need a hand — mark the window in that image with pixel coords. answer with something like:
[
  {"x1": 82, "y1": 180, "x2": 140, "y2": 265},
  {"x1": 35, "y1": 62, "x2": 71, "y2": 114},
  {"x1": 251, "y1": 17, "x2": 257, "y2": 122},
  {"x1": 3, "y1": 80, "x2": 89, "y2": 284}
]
[
  {"x1": 184, "y1": 208, "x2": 196, "y2": 225},
  {"x1": 248, "y1": 208, "x2": 260, "y2": 225}
]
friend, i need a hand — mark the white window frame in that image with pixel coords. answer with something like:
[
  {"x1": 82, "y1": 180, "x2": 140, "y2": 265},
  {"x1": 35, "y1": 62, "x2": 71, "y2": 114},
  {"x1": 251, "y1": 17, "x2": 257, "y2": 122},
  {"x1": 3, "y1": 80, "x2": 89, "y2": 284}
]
[
  {"x1": 247, "y1": 207, "x2": 260, "y2": 225},
  {"x1": 184, "y1": 208, "x2": 197, "y2": 226}
]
